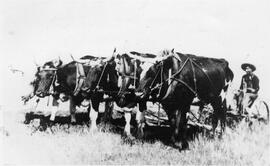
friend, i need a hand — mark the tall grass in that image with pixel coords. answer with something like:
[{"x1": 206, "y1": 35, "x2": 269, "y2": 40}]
[{"x1": 1, "y1": 110, "x2": 269, "y2": 165}]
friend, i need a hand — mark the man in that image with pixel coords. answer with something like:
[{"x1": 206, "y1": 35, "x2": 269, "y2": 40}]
[{"x1": 239, "y1": 63, "x2": 260, "y2": 114}]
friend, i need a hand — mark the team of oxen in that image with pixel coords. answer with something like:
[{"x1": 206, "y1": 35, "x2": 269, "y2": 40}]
[{"x1": 23, "y1": 49, "x2": 234, "y2": 150}]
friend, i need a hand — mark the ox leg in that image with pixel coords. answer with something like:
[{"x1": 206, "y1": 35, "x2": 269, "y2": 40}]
[
  {"x1": 89, "y1": 99, "x2": 100, "y2": 131},
  {"x1": 49, "y1": 98, "x2": 59, "y2": 121},
  {"x1": 69, "y1": 97, "x2": 77, "y2": 124},
  {"x1": 124, "y1": 109, "x2": 133, "y2": 137},
  {"x1": 136, "y1": 110, "x2": 145, "y2": 139},
  {"x1": 50, "y1": 106, "x2": 57, "y2": 121},
  {"x1": 169, "y1": 109, "x2": 188, "y2": 150},
  {"x1": 168, "y1": 110, "x2": 178, "y2": 146},
  {"x1": 178, "y1": 106, "x2": 189, "y2": 150},
  {"x1": 136, "y1": 103, "x2": 146, "y2": 139},
  {"x1": 211, "y1": 98, "x2": 226, "y2": 136}
]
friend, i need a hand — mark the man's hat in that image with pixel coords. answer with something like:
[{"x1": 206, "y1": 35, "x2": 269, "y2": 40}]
[{"x1": 241, "y1": 63, "x2": 256, "y2": 71}]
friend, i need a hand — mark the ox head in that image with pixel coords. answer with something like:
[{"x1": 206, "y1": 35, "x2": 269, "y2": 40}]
[
  {"x1": 136, "y1": 49, "x2": 175, "y2": 100},
  {"x1": 113, "y1": 49, "x2": 160, "y2": 94},
  {"x1": 35, "y1": 58, "x2": 62, "y2": 97},
  {"x1": 83, "y1": 56, "x2": 118, "y2": 94}
]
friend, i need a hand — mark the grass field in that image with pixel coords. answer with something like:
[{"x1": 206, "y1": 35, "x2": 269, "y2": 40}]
[{"x1": 1, "y1": 109, "x2": 269, "y2": 165}]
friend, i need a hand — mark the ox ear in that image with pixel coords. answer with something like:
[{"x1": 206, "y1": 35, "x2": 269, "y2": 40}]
[
  {"x1": 80, "y1": 55, "x2": 98, "y2": 60},
  {"x1": 130, "y1": 51, "x2": 141, "y2": 56},
  {"x1": 57, "y1": 56, "x2": 63, "y2": 67},
  {"x1": 171, "y1": 48, "x2": 175, "y2": 54},
  {"x1": 53, "y1": 58, "x2": 62, "y2": 68},
  {"x1": 144, "y1": 53, "x2": 157, "y2": 58},
  {"x1": 112, "y1": 48, "x2": 117, "y2": 59}
]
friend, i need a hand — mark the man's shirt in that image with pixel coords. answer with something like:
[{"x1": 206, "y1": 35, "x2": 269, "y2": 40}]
[{"x1": 240, "y1": 74, "x2": 260, "y2": 94}]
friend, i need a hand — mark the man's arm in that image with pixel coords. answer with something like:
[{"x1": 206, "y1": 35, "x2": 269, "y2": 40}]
[
  {"x1": 253, "y1": 76, "x2": 260, "y2": 93},
  {"x1": 239, "y1": 76, "x2": 244, "y2": 90}
]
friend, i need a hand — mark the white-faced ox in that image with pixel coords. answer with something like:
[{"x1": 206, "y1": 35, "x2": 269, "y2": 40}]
[{"x1": 112, "y1": 51, "x2": 158, "y2": 138}]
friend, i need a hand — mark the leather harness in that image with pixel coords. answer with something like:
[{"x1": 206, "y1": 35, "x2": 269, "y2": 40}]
[
  {"x1": 148, "y1": 54, "x2": 216, "y2": 101},
  {"x1": 73, "y1": 62, "x2": 86, "y2": 96}
]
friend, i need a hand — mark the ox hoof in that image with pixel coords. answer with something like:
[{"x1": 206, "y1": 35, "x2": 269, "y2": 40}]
[
  {"x1": 136, "y1": 125, "x2": 145, "y2": 139},
  {"x1": 71, "y1": 115, "x2": 77, "y2": 125},
  {"x1": 24, "y1": 113, "x2": 31, "y2": 124},
  {"x1": 24, "y1": 119, "x2": 31, "y2": 124},
  {"x1": 168, "y1": 142, "x2": 189, "y2": 151},
  {"x1": 90, "y1": 124, "x2": 98, "y2": 133},
  {"x1": 122, "y1": 133, "x2": 136, "y2": 145},
  {"x1": 180, "y1": 141, "x2": 189, "y2": 151},
  {"x1": 71, "y1": 121, "x2": 77, "y2": 125},
  {"x1": 136, "y1": 130, "x2": 144, "y2": 139},
  {"x1": 90, "y1": 128, "x2": 98, "y2": 133}
]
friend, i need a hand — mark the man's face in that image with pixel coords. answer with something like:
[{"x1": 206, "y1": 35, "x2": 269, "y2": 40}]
[{"x1": 245, "y1": 66, "x2": 252, "y2": 74}]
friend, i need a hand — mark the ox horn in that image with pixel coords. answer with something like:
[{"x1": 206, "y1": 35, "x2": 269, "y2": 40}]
[
  {"x1": 104, "y1": 48, "x2": 117, "y2": 62},
  {"x1": 70, "y1": 54, "x2": 76, "y2": 61},
  {"x1": 128, "y1": 53, "x2": 156, "y2": 64},
  {"x1": 128, "y1": 51, "x2": 169, "y2": 64}
]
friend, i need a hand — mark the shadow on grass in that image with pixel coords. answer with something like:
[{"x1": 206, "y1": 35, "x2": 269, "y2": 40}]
[{"x1": 24, "y1": 111, "x2": 206, "y2": 147}]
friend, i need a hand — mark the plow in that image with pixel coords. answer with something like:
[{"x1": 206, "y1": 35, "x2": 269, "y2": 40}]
[{"x1": 23, "y1": 96, "x2": 269, "y2": 135}]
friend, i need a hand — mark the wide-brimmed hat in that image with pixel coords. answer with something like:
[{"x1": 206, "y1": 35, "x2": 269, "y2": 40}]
[{"x1": 241, "y1": 63, "x2": 256, "y2": 71}]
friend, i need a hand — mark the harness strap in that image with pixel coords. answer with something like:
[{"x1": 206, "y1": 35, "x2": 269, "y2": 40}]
[
  {"x1": 171, "y1": 77, "x2": 197, "y2": 95},
  {"x1": 49, "y1": 71, "x2": 57, "y2": 95},
  {"x1": 95, "y1": 62, "x2": 108, "y2": 90},
  {"x1": 169, "y1": 56, "x2": 215, "y2": 98},
  {"x1": 161, "y1": 57, "x2": 200, "y2": 100},
  {"x1": 73, "y1": 63, "x2": 86, "y2": 96},
  {"x1": 134, "y1": 60, "x2": 137, "y2": 88},
  {"x1": 158, "y1": 62, "x2": 164, "y2": 97},
  {"x1": 190, "y1": 60, "x2": 198, "y2": 96}
]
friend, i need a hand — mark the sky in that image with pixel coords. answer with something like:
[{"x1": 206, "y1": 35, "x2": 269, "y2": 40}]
[{"x1": 1, "y1": 0, "x2": 270, "y2": 108}]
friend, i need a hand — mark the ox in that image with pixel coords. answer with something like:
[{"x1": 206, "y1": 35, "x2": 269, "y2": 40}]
[
  {"x1": 34, "y1": 55, "x2": 115, "y2": 130},
  {"x1": 82, "y1": 49, "x2": 152, "y2": 137},
  {"x1": 82, "y1": 52, "x2": 140, "y2": 137},
  {"x1": 134, "y1": 49, "x2": 234, "y2": 150}
]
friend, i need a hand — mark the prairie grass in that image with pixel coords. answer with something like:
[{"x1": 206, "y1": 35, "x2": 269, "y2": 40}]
[{"x1": 1, "y1": 110, "x2": 269, "y2": 165}]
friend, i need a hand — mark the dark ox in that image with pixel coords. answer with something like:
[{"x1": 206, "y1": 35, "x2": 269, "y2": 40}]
[
  {"x1": 136, "y1": 49, "x2": 234, "y2": 150},
  {"x1": 34, "y1": 56, "x2": 118, "y2": 130},
  {"x1": 35, "y1": 59, "x2": 93, "y2": 125},
  {"x1": 21, "y1": 66, "x2": 42, "y2": 104},
  {"x1": 22, "y1": 59, "x2": 63, "y2": 104}
]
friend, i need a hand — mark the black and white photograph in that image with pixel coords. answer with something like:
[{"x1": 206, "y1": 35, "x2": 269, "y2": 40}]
[{"x1": 1, "y1": 0, "x2": 270, "y2": 165}]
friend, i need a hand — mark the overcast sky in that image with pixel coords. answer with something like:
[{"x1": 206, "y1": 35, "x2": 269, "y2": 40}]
[{"x1": 1, "y1": 0, "x2": 270, "y2": 108}]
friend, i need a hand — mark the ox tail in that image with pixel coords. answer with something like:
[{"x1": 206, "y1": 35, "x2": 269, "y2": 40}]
[
  {"x1": 262, "y1": 101, "x2": 269, "y2": 123},
  {"x1": 224, "y1": 61, "x2": 234, "y2": 82},
  {"x1": 219, "y1": 60, "x2": 234, "y2": 109}
]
